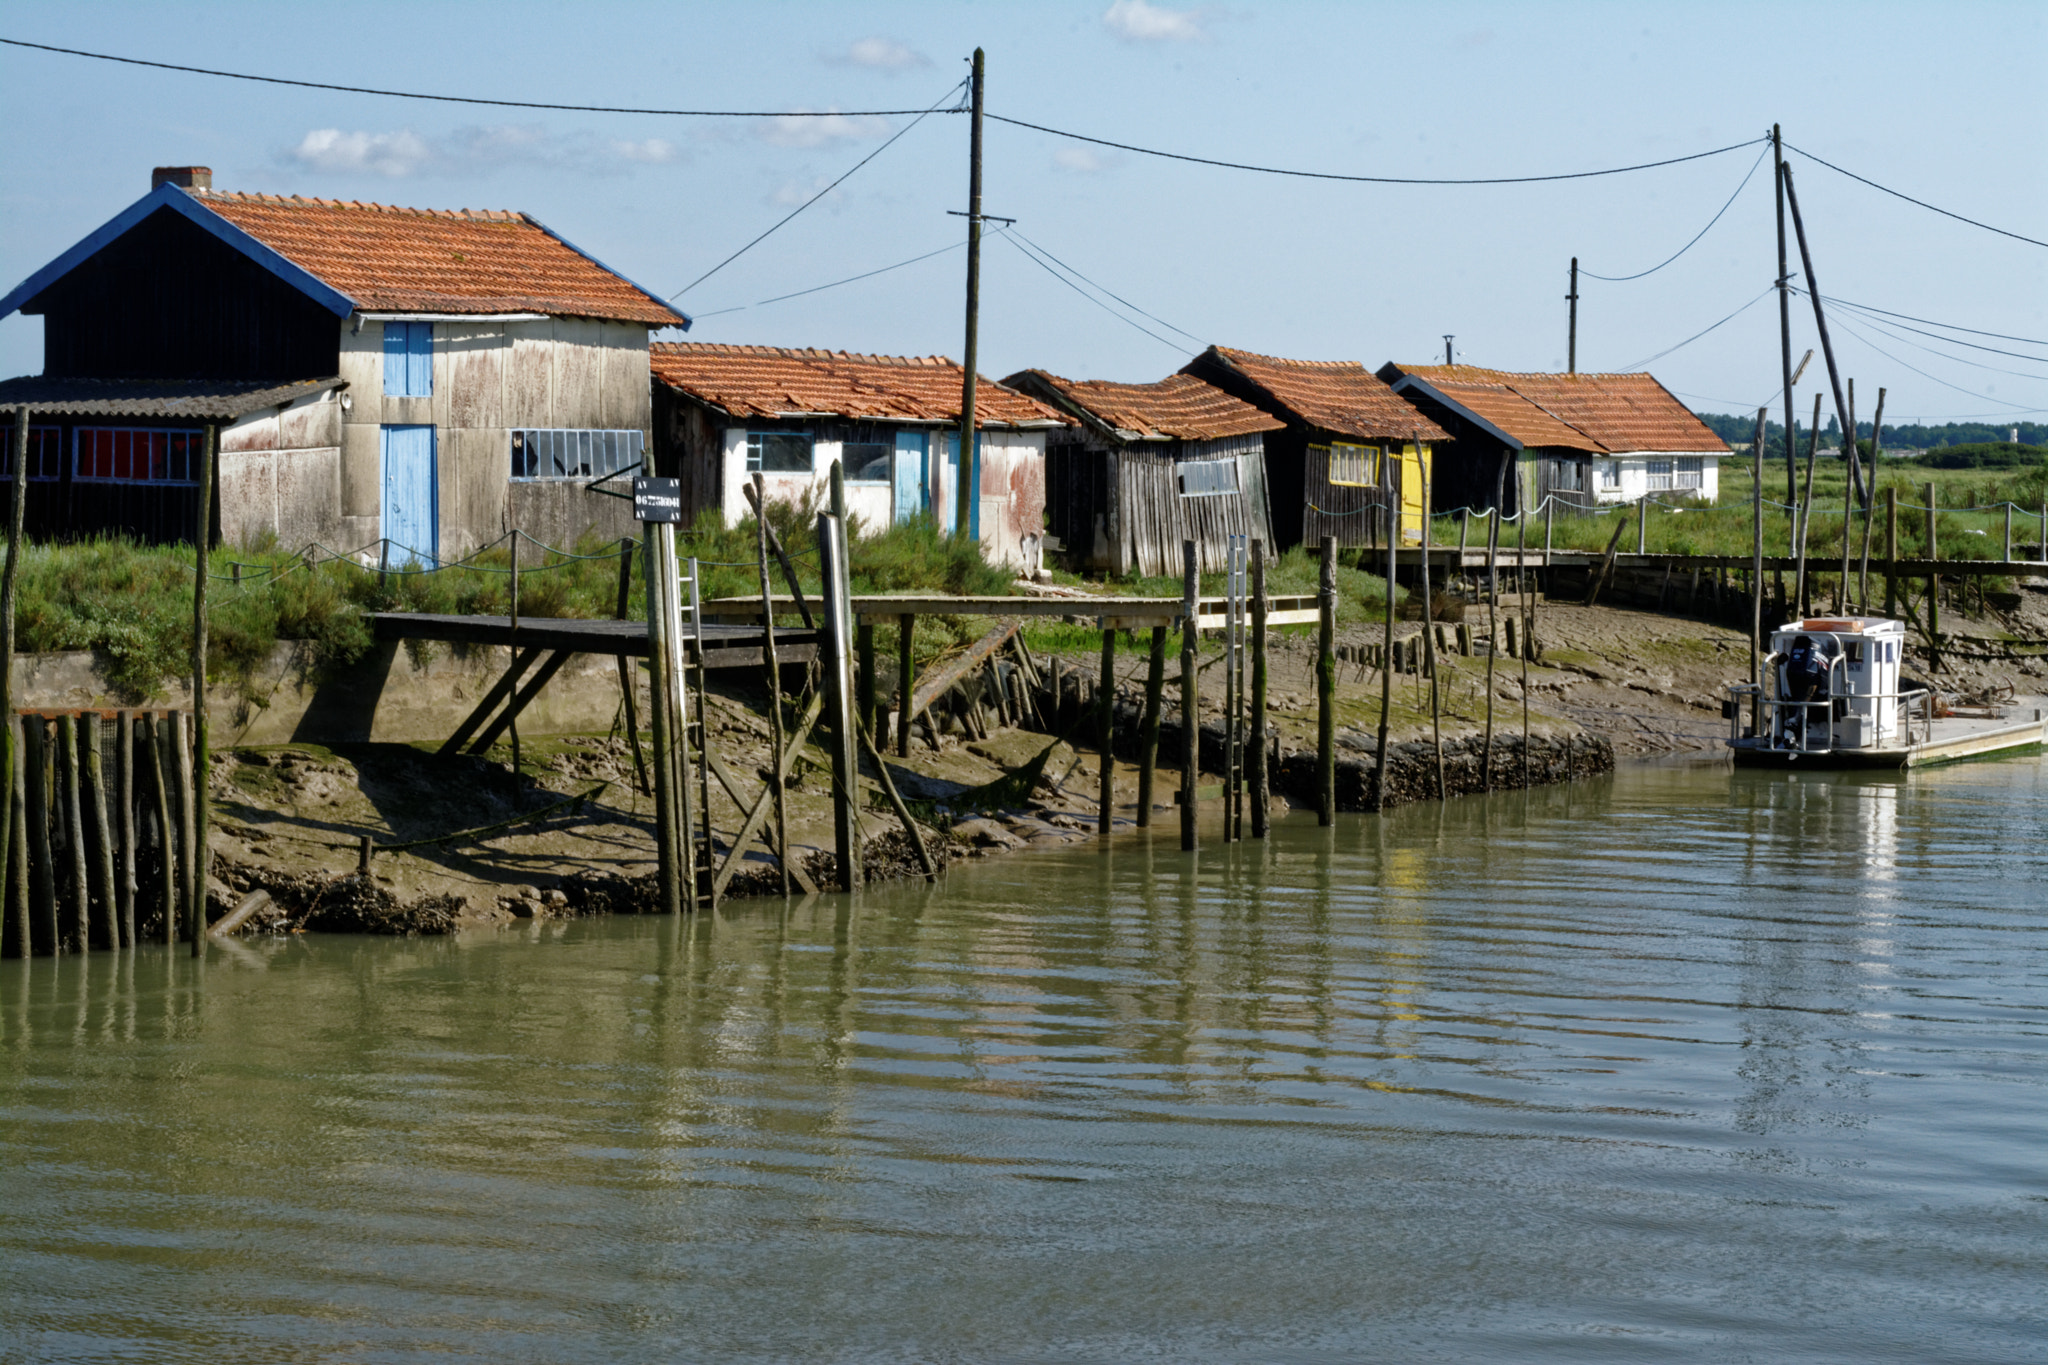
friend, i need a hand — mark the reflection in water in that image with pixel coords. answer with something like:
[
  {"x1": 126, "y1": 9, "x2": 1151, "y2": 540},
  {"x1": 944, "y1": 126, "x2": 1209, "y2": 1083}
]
[{"x1": 3, "y1": 758, "x2": 2045, "y2": 1363}]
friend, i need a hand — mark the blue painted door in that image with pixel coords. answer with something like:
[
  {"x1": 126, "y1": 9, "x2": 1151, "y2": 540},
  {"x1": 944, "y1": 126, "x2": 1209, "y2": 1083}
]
[
  {"x1": 893, "y1": 430, "x2": 927, "y2": 524},
  {"x1": 381, "y1": 424, "x2": 438, "y2": 564},
  {"x1": 940, "y1": 432, "x2": 982, "y2": 538}
]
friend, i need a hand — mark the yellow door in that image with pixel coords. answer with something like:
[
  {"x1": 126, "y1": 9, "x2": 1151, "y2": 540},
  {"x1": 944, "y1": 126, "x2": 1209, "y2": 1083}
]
[{"x1": 1395, "y1": 442, "x2": 1428, "y2": 542}]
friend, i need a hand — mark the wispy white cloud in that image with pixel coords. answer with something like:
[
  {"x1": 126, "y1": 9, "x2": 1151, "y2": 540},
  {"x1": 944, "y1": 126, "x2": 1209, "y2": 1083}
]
[
  {"x1": 289, "y1": 129, "x2": 434, "y2": 177},
  {"x1": 1053, "y1": 146, "x2": 1119, "y2": 173},
  {"x1": 283, "y1": 125, "x2": 686, "y2": 177},
  {"x1": 754, "y1": 110, "x2": 894, "y2": 149},
  {"x1": 827, "y1": 36, "x2": 930, "y2": 70},
  {"x1": 1102, "y1": 0, "x2": 1207, "y2": 42}
]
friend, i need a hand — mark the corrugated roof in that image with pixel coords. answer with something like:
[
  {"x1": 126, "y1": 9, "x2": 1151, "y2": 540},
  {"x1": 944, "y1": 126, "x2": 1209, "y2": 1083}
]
[
  {"x1": 0, "y1": 375, "x2": 343, "y2": 418},
  {"x1": 1194, "y1": 346, "x2": 1447, "y2": 442},
  {"x1": 1003, "y1": 370, "x2": 1282, "y2": 441},
  {"x1": 1392, "y1": 364, "x2": 1727, "y2": 454},
  {"x1": 649, "y1": 343, "x2": 1069, "y2": 428},
  {"x1": 191, "y1": 190, "x2": 688, "y2": 327}
]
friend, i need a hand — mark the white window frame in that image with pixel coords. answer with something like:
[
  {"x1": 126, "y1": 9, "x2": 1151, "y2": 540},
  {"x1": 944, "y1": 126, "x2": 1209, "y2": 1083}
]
[
  {"x1": 746, "y1": 431, "x2": 814, "y2": 475},
  {"x1": 72, "y1": 427, "x2": 204, "y2": 485},
  {"x1": 1675, "y1": 456, "x2": 1704, "y2": 489},
  {"x1": 1178, "y1": 457, "x2": 1241, "y2": 498},
  {"x1": 1645, "y1": 458, "x2": 1675, "y2": 491},
  {"x1": 511, "y1": 428, "x2": 644, "y2": 482}
]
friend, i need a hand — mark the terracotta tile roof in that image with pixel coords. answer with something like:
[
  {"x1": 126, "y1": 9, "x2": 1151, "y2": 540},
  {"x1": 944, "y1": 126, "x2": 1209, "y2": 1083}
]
[
  {"x1": 1382, "y1": 365, "x2": 1602, "y2": 452},
  {"x1": 1002, "y1": 370, "x2": 1282, "y2": 441},
  {"x1": 649, "y1": 343, "x2": 1069, "y2": 427},
  {"x1": 1392, "y1": 364, "x2": 1727, "y2": 454},
  {"x1": 190, "y1": 190, "x2": 687, "y2": 326},
  {"x1": 1193, "y1": 346, "x2": 1447, "y2": 442}
]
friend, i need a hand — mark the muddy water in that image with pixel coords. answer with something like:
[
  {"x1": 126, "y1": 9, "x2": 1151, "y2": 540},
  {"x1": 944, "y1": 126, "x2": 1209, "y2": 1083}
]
[{"x1": 4, "y1": 757, "x2": 2045, "y2": 1363}]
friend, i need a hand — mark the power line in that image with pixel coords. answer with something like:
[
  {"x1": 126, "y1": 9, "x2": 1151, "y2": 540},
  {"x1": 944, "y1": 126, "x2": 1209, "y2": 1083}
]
[
  {"x1": 1616, "y1": 286, "x2": 1776, "y2": 371},
  {"x1": 0, "y1": 36, "x2": 956, "y2": 116},
  {"x1": 988, "y1": 113, "x2": 1766, "y2": 185},
  {"x1": 1786, "y1": 142, "x2": 2048, "y2": 250},
  {"x1": 1816, "y1": 294, "x2": 2048, "y2": 348},
  {"x1": 670, "y1": 80, "x2": 963, "y2": 299},
  {"x1": 752, "y1": 239, "x2": 967, "y2": 308},
  {"x1": 1580, "y1": 144, "x2": 1770, "y2": 281},
  {"x1": 1004, "y1": 228, "x2": 1205, "y2": 344},
  {"x1": 1812, "y1": 297, "x2": 2048, "y2": 373},
  {"x1": 1827, "y1": 313, "x2": 2042, "y2": 411},
  {"x1": 998, "y1": 231, "x2": 1187, "y2": 353}
]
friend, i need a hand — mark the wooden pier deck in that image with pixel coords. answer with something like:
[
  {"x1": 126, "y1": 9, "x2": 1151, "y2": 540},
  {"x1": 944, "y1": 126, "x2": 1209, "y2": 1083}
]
[{"x1": 371, "y1": 612, "x2": 819, "y2": 669}]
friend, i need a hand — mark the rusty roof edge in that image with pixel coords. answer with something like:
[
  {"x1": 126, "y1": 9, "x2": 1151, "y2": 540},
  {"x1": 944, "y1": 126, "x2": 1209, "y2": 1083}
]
[
  {"x1": 1000, "y1": 370, "x2": 1141, "y2": 443},
  {"x1": 1386, "y1": 373, "x2": 1530, "y2": 451}
]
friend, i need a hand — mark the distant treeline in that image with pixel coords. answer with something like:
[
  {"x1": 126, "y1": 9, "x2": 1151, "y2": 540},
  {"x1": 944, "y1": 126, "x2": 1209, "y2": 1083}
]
[{"x1": 1693, "y1": 411, "x2": 2046, "y2": 456}]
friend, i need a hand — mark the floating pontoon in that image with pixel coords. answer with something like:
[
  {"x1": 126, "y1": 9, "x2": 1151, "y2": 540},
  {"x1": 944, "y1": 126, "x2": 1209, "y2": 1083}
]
[{"x1": 1725, "y1": 616, "x2": 2046, "y2": 769}]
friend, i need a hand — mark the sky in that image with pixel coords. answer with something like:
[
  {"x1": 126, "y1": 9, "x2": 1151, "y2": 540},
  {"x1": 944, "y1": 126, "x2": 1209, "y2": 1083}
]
[{"x1": 1, "y1": 0, "x2": 2043, "y2": 427}]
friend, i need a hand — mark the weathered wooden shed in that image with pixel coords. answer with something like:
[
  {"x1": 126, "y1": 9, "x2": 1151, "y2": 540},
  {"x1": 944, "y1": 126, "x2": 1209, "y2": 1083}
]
[
  {"x1": 0, "y1": 166, "x2": 688, "y2": 557},
  {"x1": 649, "y1": 343, "x2": 1070, "y2": 571},
  {"x1": 1000, "y1": 369, "x2": 1280, "y2": 576},
  {"x1": 1180, "y1": 346, "x2": 1448, "y2": 552},
  {"x1": 1381, "y1": 364, "x2": 1726, "y2": 514}
]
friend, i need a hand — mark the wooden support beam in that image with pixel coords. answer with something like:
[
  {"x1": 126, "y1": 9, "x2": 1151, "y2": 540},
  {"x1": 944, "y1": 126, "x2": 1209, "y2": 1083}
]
[
  {"x1": 1096, "y1": 627, "x2": 1115, "y2": 835},
  {"x1": 698, "y1": 738, "x2": 819, "y2": 896},
  {"x1": 467, "y1": 651, "x2": 575, "y2": 755},
  {"x1": 1317, "y1": 535, "x2": 1337, "y2": 826},
  {"x1": 741, "y1": 479, "x2": 816, "y2": 629},
  {"x1": 1136, "y1": 625, "x2": 1165, "y2": 828},
  {"x1": 857, "y1": 720, "x2": 937, "y2": 880},
  {"x1": 81, "y1": 719, "x2": 115, "y2": 951},
  {"x1": 713, "y1": 691, "x2": 824, "y2": 900},
  {"x1": 440, "y1": 647, "x2": 545, "y2": 756},
  {"x1": 896, "y1": 615, "x2": 915, "y2": 758},
  {"x1": 1250, "y1": 542, "x2": 1269, "y2": 839},
  {"x1": 909, "y1": 620, "x2": 1020, "y2": 718},
  {"x1": 1180, "y1": 541, "x2": 1199, "y2": 853}
]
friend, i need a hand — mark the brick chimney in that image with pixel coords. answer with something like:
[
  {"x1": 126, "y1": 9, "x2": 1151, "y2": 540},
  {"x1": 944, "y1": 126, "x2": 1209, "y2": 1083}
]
[{"x1": 151, "y1": 166, "x2": 213, "y2": 191}]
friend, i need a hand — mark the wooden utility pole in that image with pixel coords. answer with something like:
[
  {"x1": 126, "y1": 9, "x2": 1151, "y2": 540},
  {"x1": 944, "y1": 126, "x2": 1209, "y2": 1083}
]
[
  {"x1": 1566, "y1": 258, "x2": 1579, "y2": 374},
  {"x1": 1775, "y1": 124, "x2": 1797, "y2": 510},
  {"x1": 189, "y1": 423, "x2": 214, "y2": 950},
  {"x1": 1781, "y1": 161, "x2": 1866, "y2": 509},
  {"x1": 1794, "y1": 392, "x2": 1822, "y2": 614},
  {"x1": 955, "y1": 47, "x2": 986, "y2": 538},
  {"x1": 2, "y1": 407, "x2": 29, "y2": 904}
]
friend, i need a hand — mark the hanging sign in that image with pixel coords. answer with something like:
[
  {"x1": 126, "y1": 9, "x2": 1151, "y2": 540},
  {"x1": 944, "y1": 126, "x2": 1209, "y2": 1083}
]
[{"x1": 632, "y1": 477, "x2": 682, "y2": 523}]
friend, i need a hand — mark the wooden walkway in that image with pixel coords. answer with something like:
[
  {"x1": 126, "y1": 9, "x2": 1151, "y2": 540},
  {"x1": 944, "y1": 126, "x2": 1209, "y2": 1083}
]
[{"x1": 371, "y1": 612, "x2": 819, "y2": 669}]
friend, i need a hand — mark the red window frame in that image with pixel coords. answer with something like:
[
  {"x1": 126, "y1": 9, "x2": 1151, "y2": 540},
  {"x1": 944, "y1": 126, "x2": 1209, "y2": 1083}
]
[{"x1": 72, "y1": 427, "x2": 203, "y2": 485}]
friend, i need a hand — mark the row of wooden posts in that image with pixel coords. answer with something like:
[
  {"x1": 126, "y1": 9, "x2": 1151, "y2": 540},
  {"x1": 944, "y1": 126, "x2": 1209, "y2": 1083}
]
[
  {"x1": 2, "y1": 407, "x2": 215, "y2": 958},
  {"x1": 0, "y1": 711, "x2": 204, "y2": 957}
]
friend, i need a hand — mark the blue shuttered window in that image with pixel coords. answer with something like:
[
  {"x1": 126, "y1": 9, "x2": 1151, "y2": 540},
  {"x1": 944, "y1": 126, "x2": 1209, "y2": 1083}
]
[{"x1": 382, "y1": 322, "x2": 433, "y2": 397}]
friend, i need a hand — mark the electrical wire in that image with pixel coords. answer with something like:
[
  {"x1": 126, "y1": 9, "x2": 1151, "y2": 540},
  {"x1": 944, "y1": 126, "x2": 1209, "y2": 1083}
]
[
  {"x1": 1615, "y1": 285, "x2": 1776, "y2": 371},
  {"x1": 997, "y1": 231, "x2": 1188, "y2": 353},
  {"x1": 1808, "y1": 300, "x2": 2048, "y2": 380},
  {"x1": 1826, "y1": 313, "x2": 2042, "y2": 411},
  {"x1": 752, "y1": 239, "x2": 967, "y2": 308},
  {"x1": 669, "y1": 80, "x2": 964, "y2": 299},
  {"x1": 0, "y1": 36, "x2": 954, "y2": 117},
  {"x1": 989, "y1": 113, "x2": 1766, "y2": 185},
  {"x1": 1581, "y1": 144, "x2": 1770, "y2": 281},
  {"x1": 1819, "y1": 297, "x2": 2048, "y2": 360},
  {"x1": 1003, "y1": 228, "x2": 1206, "y2": 345},
  {"x1": 1814, "y1": 295, "x2": 2048, "y2": 347},
  {"x1": 1786, "y1": 142, "x2": 2048, "y2": 250}
]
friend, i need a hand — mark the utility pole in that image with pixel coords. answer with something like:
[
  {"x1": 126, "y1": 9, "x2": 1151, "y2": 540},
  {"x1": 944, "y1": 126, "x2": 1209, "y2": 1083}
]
[
  {"x1": 1774, "y1": 124, "x2": 1796, "y2": 509},
  {"x1": 1781, "y1": 160, "x2": 1867, "y2": 510},
  {"x1": 954, "y1": 47, "x2": 985, "y2": 539},
  {"x1": 1567, "y1": 258, "x2": 1579, "y2": 374}
]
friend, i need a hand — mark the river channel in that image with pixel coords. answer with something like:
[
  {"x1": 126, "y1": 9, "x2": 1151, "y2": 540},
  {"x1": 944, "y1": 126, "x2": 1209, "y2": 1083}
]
[{"x1": 3, "y1": 757, "x2": 2045, "y2": 1362}]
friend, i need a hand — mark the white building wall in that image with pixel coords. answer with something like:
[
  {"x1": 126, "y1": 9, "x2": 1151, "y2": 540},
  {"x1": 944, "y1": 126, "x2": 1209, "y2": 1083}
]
[
  {"x1": 1592, "y1": 452, "x2": 1721, "y2": 505},
  {"x1": 217, "y1": 387, "x2": 345, "y2": 549}
]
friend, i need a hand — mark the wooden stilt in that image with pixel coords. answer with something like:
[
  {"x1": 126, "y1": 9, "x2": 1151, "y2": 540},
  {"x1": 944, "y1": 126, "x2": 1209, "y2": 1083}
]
[
  {"x1": 7, "y1": 718, "x2": 27, "y2": 958},
  {"x1": 1418, "y1": 454, "x2": 1445, "y2": 803},
  {"x1": 139, "y1": 717, "x2": 171, "y2": 945},
  {"x1": 1518, "y1": 501, "x2": 1532, "y2": 789},
  {"x1": 897, "y1": 615, "x2": 915, "y2": 757},
  {"x1": 1, "y1": 410, "x2": 28, "y2": 946},
  {"x1": 753, "y1": 474, "x2": 791, "y2": 899},
  {"x1": 116, "y1": 711, "x2": 134, "y2": 947},
  {"x1": 508, "y1": 529, "x2": 521, "y2": 787},
  {"x1": 1374, "y1": 466, "x2": 1397, "y2": 813},
  {"x1": 57, "y1": 717, "x2": 88, "y2": 952},
  {"x1": 81, "y1": 718, "x2": 115, "y2": 950},
  {"x1": 23, "y1": 720, "x2": 55, "y2": 952},
  {"x1": 1136, "y1": 625, "x2": 1165, "y2": 827},
  {"x1": 1317, "y1": 534, "x2": 1337, "y2": 826},
  {"x1": 614, "y1": 537, "x2": 648, "y2": 795},
  {"x1": 1483, "y1": 490, "x2": 1501, "y2": 793},
  {"x1": 191, "y1": 423, "x2": 213, "y2": 952},
  {"x1": 818, "y1": 489, "x2": 861, "y2": 891},
  {"x1": 713, "y1": 692, "x2": 824, "y2": 900},
  {"x1": 1180, "y1": 540, "x2": 1199, "y2": 853},
  {"x1": 641, "y1": 534, "x2": 680, "y2": 917},
  {"x1": 857, "y1": 719, "x2": 935, "y2": 879},
  {"x1": 1249, "y1": 542, "x2": 1269, "y2": 839},
  {"x1": 1097, "y1": 626, "x2": 1116, "y2": 835},
  {"x1": 1884, "y1": 488, "x2": 1898, "y2": 618},
  {"x1": 1926, "y1": 483, "x2": 1941, "y2": 672},
  {"x1": 167, "y1": 712, "x2": 194, "y2": 937}
]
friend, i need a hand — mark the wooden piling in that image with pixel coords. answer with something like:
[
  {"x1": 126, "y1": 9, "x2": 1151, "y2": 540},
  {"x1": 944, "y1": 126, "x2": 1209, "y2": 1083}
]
[
  {"x1": 1925, "y1": 482, "x2": 1940, "y2": 671},
  {"x1": 7, "y1": 718, "x2": 27, "y2": 957},
  {"x1": 857, "y1": 622, "x2": 877, "y2": 753},
  {"x1": 1180, "y1": 540, "x2": 1199, "y2": 853},
  {"x1": 1884, "y1": 488, "x2": 1898, "y2": 618},
  {"x1": 116, "y1": 711, "x2": 135, "y2": 947},
  {"x1": 896, "y1": 616, "x2": 916, "y2": 757},
  {"x1": 818, "y1": 494, "x2": 861, "y2": 892},
  {"x1": 1249, "y1": 543, "x2": 1269, "y2": 839},
  {"x1": 1418, "y1": 459, "x2": 1445, "y2": 803},
  {"x1": 57, "y1": 717, "x2": 88, "y2": 952},
  {"x1": 753, "y1": 474, "x2": 791, "y2": 899},
  {"x1": 80, "y1": 718, "x2": 115, "y2": 950},
  {"x1": 1518, "y1": 500, "x2": 1532, "y2": 789},
  {"x1": 148, "y1": 716, "x2": 176, "y2": 944},
  {"x1": 1483, "y1": 496, "x2": 1501, "y2": 792},
  {"x1": 0, "y1": 409, "x2": 25, "y2": 918},
  {"x1": 1317, "y1": 535, "x2": 1337, "y2": 827},
  {"x1": 1374, "y1": 477, "x2": 1397, "y2": 812},
  {"x1": 169, "y1": 711, "x2": 196, "y2": 940},
  {"x1": 641, "y1": 533, "x2": 681, "y2": 917},
  {"x1": 1096, "y1": 626, "x2": 1115, "y2": 835},
  {"x1": 1136, "y1": 625, "x2": 1165, "y2": 827},
  {"x1": 614, "y1": 537, "x2": 648, "y2": 795},
  {"x1": 191, "y1": 423, "x2": 213, "y2": 952},
  {"x1": 24, "y1": 718, "x2": 55, "y2": 953}
]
